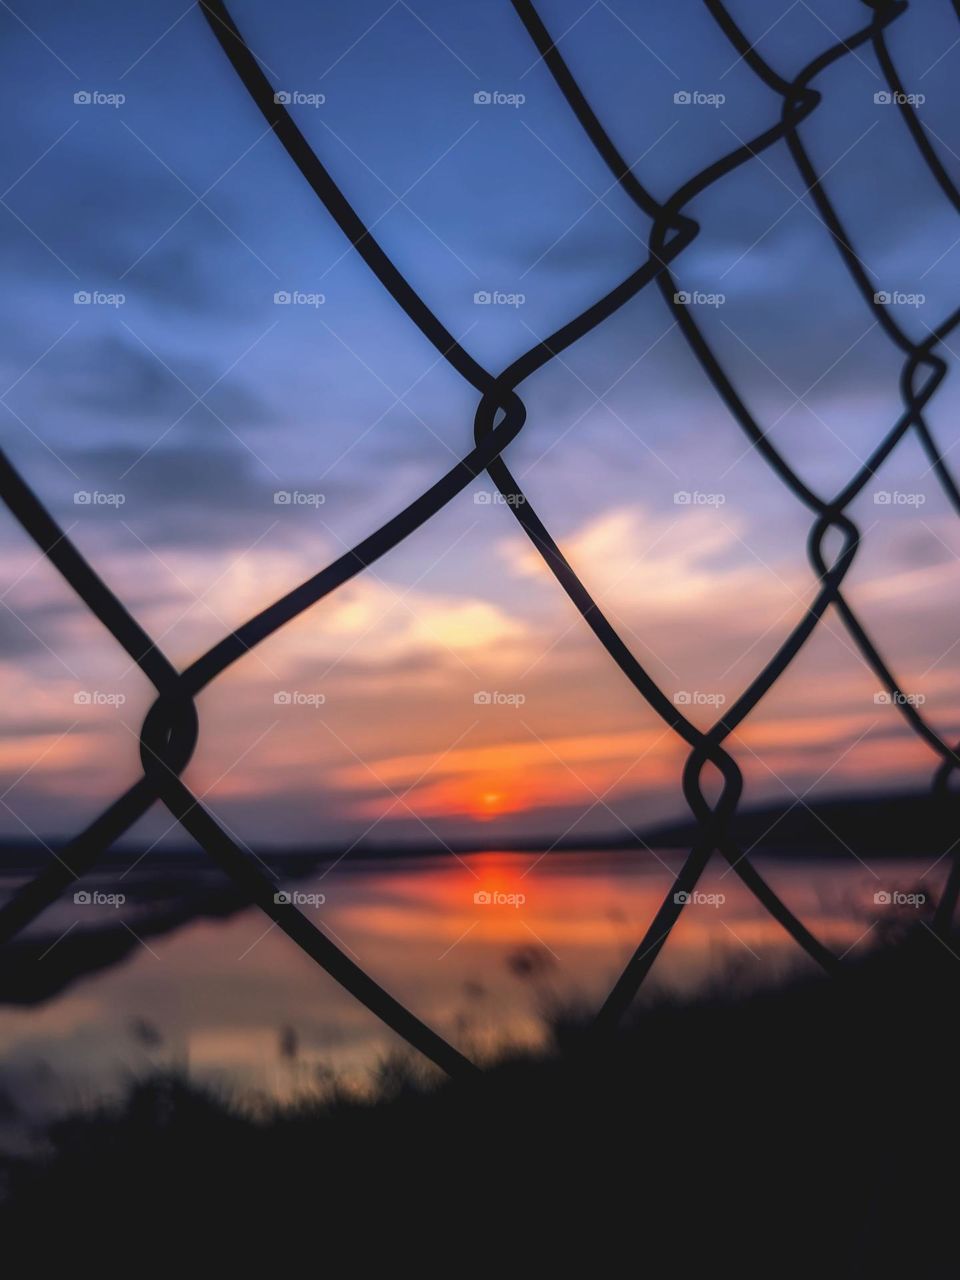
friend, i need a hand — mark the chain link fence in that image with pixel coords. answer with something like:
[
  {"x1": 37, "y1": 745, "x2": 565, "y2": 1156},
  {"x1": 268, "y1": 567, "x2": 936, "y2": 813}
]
[{"x1": 1, "y1": 0, "x2": 958, "y2": 1075}]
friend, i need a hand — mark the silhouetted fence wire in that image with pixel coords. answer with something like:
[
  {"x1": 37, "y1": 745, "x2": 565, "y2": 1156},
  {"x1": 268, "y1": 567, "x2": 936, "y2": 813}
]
[{"x1": 0, "y1": 0, "x2": 957, "y2": 1073}]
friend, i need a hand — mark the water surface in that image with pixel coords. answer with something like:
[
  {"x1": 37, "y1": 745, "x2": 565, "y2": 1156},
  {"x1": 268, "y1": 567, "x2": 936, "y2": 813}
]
[{"x1": 0, "y1": 849, "x2": 937, "y2": 1141}]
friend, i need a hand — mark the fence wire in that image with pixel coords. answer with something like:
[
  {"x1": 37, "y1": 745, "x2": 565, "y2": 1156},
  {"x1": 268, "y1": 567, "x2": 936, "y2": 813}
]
[{"x1": 1, "y1": 0, "x2": 958, "y2": 1075}]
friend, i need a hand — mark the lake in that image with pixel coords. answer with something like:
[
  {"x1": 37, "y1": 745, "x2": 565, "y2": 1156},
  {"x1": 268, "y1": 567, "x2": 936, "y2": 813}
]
[{"x1": 0, "y1": 848, "x2": 940, "y2": 1143}]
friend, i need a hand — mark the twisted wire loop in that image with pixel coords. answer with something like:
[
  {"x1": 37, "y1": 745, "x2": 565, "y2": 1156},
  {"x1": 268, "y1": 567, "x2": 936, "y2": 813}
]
[{"x1": 0, "y1": 0, "x2": 953, "y2": 1072}]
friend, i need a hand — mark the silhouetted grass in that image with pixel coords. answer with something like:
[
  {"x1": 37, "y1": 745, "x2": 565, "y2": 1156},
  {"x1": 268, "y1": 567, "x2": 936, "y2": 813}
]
[{"x1": 1, "y1": 928, "x2": 956, "y2": 1275}]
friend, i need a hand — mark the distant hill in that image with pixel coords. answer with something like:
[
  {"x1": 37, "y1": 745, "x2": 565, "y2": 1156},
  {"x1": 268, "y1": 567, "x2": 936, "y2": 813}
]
[{"x1": 640, "y1": 789, "x2": 956, "y2": 858}]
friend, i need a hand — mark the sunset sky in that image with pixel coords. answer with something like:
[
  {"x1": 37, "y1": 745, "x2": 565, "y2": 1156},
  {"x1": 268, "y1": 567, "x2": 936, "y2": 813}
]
[{"x1": 3, "y1": 0, "x2": 960, "y2": 848}]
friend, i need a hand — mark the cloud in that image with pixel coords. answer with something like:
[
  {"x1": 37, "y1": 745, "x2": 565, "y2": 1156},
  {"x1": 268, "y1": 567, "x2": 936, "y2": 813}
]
[
  {"x1": 501, "y1": 503, "x2": 797, "y2": 619},
  {"x1": 261, "y1": 576, "x2": 531, "y2": 675},
  {"x1": 36, "y1": 334, "x2": 276, "y2": 428}
]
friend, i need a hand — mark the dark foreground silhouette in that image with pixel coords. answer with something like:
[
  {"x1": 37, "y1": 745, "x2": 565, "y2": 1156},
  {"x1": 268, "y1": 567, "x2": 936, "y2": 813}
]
[{"x1": 1, "y1": 927, "x2": 955, "y2": 1275}]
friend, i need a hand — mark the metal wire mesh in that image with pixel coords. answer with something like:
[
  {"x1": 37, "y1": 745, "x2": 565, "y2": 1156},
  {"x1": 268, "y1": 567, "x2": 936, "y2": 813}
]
[{"x1": 1, "y1": 0, "x2": 958, "y2": 1076}]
